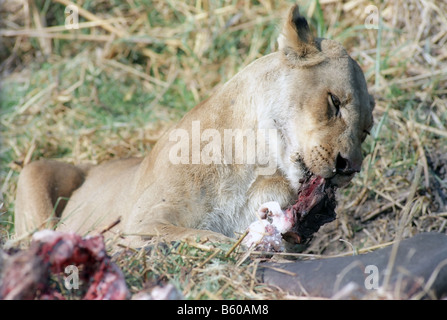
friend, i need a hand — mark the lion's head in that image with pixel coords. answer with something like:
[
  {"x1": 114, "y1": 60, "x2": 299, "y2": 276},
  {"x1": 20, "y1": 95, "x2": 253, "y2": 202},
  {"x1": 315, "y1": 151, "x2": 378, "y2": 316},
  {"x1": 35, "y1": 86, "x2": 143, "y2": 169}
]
[{"x1": 274, "y1": 5, "x2": 374, "y2": 189}]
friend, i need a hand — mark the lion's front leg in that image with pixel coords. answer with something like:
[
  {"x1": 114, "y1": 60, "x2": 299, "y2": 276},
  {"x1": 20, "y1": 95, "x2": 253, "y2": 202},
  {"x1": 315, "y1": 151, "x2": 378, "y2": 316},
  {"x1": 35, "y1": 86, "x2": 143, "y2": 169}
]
[
  {"x1": 120, "y1": 197, "x2": 232, "y2": 247},
  {"x1": 240, "y1": 174, "x2": 297, "y2": 251},
  {"x1": 120, "y1": 221, "x2": 231, "y2": 248}
]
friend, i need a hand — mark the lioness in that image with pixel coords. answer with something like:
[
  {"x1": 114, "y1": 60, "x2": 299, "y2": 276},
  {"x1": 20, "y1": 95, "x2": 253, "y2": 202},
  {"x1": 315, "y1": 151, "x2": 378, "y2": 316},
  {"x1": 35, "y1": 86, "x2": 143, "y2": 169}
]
[{"x1": 15, "y1": 5, "x2": 374, "y2": 248}]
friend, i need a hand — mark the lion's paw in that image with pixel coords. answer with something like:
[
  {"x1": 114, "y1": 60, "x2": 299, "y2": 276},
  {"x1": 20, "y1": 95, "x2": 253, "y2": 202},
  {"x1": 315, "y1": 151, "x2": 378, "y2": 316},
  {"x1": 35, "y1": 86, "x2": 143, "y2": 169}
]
[{"x1": 242, "y1": 201, "x2": 295, "y2": 252}]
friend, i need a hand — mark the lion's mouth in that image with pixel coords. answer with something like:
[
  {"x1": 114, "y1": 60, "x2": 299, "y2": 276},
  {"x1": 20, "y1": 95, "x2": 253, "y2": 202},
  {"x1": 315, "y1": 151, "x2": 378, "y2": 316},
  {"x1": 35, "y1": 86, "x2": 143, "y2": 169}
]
[{"x1": 283, "y1": 173, "x2": 337, "y2": 244}]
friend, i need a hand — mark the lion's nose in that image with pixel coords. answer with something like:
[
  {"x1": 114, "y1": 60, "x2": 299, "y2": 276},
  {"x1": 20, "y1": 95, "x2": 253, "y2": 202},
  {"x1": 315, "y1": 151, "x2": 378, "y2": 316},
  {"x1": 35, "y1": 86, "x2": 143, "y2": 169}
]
[{"x1": 335, "y1": 153, "x2": 362, "y2": 175}]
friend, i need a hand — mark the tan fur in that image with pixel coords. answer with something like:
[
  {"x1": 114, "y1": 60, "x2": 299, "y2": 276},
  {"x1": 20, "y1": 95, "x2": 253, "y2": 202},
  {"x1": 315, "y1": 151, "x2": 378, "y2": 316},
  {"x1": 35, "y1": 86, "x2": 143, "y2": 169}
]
[{"x1": 14, "y1": 5, "x2": 374, "y2": 247}]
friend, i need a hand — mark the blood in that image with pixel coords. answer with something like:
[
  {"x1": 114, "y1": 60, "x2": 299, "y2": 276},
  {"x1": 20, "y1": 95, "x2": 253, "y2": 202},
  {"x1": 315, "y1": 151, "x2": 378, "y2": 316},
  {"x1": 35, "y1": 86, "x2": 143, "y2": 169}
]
[
  {"x1": 284, "y1": 175, "x2": 337, "y2": 244},
  {"x1": 0, "y1": 230, "x2": 129, "y2": 300}
]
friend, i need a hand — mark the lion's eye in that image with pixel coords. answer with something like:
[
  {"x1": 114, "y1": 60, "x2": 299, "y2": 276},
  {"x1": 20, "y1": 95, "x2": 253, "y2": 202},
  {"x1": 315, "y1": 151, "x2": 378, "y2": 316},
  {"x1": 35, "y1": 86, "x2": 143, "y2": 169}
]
[{"x1": 329, "y1": 93, "x2": 341, "y2": 116}]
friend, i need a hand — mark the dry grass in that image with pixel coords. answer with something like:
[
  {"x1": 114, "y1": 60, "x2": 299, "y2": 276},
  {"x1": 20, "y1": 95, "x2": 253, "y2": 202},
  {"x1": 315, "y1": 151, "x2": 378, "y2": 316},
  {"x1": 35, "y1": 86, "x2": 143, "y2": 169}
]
[{"x1": 1, "y1": 0, "x2": 446, "y2": 299}]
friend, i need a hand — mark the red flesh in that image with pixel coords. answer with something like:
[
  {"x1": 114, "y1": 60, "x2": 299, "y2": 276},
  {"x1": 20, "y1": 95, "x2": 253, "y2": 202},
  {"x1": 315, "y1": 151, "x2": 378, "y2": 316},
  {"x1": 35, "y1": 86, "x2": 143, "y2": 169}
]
[
  {"x1": 0, "y1": 231, "x2": 129, "y2": 300},
  {"x1": 284, "y1": 175, "x2": 337, "y2": 244}
]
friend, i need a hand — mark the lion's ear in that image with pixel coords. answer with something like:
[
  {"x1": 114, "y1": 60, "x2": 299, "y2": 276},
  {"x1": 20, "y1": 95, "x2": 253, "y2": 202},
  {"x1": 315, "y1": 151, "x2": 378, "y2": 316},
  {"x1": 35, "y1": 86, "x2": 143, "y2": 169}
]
[{"x1": 278, "y1": 5, "x2": 323, "y2": 67}]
